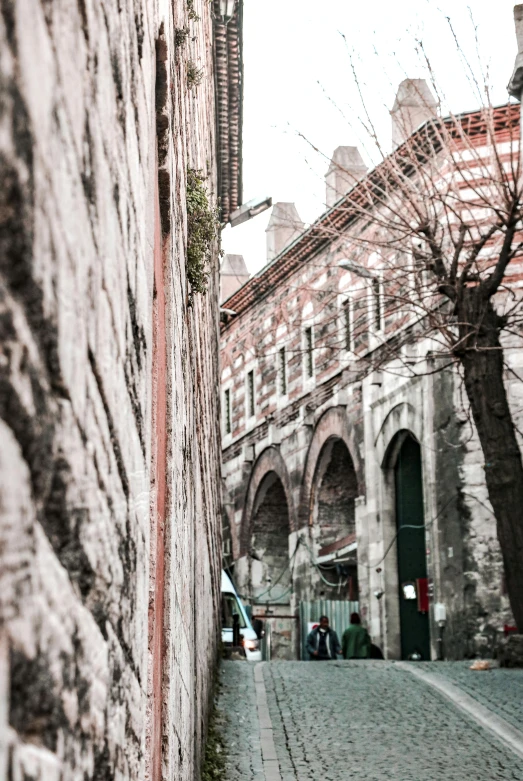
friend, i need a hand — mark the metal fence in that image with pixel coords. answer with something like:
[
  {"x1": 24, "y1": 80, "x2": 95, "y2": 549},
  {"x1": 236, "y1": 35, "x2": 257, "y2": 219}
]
[{"x1": 299, "y1": 600, "x2": 359, "y2": 660}]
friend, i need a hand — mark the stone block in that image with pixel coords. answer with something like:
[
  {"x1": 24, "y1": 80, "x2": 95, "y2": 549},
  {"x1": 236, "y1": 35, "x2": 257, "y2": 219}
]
[{"x1": 499, "y1": 634, "x2": 523, "y2": 667}]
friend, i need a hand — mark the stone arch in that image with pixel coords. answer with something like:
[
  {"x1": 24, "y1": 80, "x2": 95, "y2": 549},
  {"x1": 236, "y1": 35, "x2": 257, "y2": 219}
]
[
  {"x1": 241, "y1": 446, "x2": 295, "y2": 555},
  {"x1": 375, "y1": 401, "x2": 423, "y2": 468},
  {"x1": 312, "y1": 438, "x2": 359, "y2": 546},
  {"x1": 373, "y1": 401, "x2": 429, "y2": 660},
  {"x1": 299, "y1": 406, "x2": 363, "y2": 528},
  {"x1": 221, "y1": 478, "x2": 236, "y2": 563}
]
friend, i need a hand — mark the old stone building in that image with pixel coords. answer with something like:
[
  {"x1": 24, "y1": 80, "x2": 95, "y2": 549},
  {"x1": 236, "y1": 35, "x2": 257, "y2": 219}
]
[
  {"x1": 220, "y1": 83, "x2": 522, "y2": 662},
  {"x1": 0, "y1": 0, "x2": 242, "y2": 779}
]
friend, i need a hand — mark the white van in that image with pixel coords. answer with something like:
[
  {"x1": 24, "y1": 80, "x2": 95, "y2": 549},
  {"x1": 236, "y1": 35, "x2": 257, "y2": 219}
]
[{"x1": 221, "y1": 570, "x2": 262, "y2": 662}]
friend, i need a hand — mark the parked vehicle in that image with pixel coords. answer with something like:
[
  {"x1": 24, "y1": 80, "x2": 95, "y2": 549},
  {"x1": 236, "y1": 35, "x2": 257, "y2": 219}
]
[{"x1": 221, "y1": 570, "x2": 262, "y2": 661}]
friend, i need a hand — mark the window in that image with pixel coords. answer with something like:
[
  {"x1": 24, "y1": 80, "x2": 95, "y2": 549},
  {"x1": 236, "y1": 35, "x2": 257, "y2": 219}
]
[
  {"x1": 224, "y1": 388, "x2": 231, "y2": 435},
  {"x1": 247, "y1": 369, "x2": 255, "y2": 418},
  {"x1": 278, "y1": 347, "x2": 287, "y2": 395},
  {"x1": 372, "y1": 277, "x2": 383, "y2": 331},
  {"x1": 221, "y1": 593, "x2": 247, "y2": 630},
  {"x1": 304, "y1": 326, "x2": 314, "y2": 378},
  {"x1": 342, "y1": 299, "x2": 353, "y2": 351}
]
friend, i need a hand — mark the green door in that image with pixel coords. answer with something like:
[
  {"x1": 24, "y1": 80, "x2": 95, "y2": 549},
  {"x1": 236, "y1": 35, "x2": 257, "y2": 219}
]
[{"x1": 395, "y1": 435, "x2": 430, "y2": 660}]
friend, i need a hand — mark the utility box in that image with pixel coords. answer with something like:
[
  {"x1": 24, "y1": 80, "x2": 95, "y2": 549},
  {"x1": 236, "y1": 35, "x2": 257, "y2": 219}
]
[{"x1": 434, "y1": 603, "x2": 446, "y2": 624}]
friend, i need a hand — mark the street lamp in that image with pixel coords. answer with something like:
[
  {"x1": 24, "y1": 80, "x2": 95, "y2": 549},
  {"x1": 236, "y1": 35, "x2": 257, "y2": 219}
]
[
  {"x1": 229, "y1": 196, "x2": 272, "y2": 228},
  {"x1": 219, "y1": 0, "x2": 236, "y2": 23},
  {"x1": 338, "y1": 258, "x2": 377, "y2": 279}
]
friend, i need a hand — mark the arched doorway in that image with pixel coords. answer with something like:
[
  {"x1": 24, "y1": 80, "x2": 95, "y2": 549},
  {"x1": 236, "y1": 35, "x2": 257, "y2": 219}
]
[
  {"x1": 250, "y1": 471, "x2": 293, "y2": 659},
  {"x1": 251, "y1": 472, "x2": 290, "y2": 600},
  {"x1": 394, "y1": 433, "x2": 430, "y2": 660},
  {"x1": 312, "y1": 438, "x2": 359, "y2": 600}
]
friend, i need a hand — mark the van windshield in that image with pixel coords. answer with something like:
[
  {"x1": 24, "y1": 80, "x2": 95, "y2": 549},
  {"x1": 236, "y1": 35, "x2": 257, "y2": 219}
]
[{"x1": 221, "y1": 593, "x2": 247, "y2": 630}]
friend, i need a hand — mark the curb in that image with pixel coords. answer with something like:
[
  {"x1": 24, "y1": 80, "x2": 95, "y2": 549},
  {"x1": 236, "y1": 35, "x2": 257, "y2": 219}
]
[{"x1": 397, "y1": 662, "x2": 523, "y2": 761}]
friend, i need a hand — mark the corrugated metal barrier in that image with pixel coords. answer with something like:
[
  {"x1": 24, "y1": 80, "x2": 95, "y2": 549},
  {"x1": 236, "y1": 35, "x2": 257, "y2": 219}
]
[{"x1": 299, "y1": 600, "x2": 359, "y2": 660}]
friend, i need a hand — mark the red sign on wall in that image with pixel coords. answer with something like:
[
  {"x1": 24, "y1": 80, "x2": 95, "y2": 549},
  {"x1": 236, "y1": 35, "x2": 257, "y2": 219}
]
[{"x1": 417, "y1": 578, "x2": 429, "y2": 614}]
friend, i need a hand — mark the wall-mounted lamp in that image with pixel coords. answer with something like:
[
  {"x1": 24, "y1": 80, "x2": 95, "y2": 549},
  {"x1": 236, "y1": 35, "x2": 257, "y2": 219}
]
[
  {"x1": 338, "y1": 258, "x2": 377, "y2": 279},
  {"x1": 220, "y1": 307, "x2": 237, "y2": 316},
  {"x1": 219, "y1": 0, "x2": 236, "y2": 24},
  {"x1": 229, "y1": 196, "x2": 272, "y2": 228}
]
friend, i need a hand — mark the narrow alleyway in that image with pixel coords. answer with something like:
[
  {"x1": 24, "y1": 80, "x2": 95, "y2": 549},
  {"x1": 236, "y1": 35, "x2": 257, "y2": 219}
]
[{"x1": 218, "y1": 661, "x2": 523, "y2": 781}]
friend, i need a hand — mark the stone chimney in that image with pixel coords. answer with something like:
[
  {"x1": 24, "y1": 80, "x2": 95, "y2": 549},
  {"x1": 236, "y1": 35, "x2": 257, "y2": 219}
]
[
  {"x1": 391, "y1": 79, "x2": 439, "y2": 148},
  {"x1": 508, "y1": 5, "x2": 523, "y2": 98},
  {"x1": 325, "y1": 146, "x2": 367, "y2": 208},
  {"x1": 265, "y1": 202, "x2": 304, "y2": 262},
  {"x1": 220, "y1": 254, "x2": 249, "y2": 302}
]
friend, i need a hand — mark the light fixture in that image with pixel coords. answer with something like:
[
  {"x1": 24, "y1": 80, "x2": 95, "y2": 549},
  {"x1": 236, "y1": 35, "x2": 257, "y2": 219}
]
[
  {"x1": 219, "y1": 0, "x2": 236, "y2": 23},
  {"x1": 402, "y1": 582, "x2": 417, "y2": 600},
  {"x1": 220, "y1": 307, "x2": 237, "y2": 316},
  {"x1": 338, "y1": 258, "x2": 377, "y2": 279},
  {"x1": 229, "y1": 196, "x2": 272, "y2": 228}
]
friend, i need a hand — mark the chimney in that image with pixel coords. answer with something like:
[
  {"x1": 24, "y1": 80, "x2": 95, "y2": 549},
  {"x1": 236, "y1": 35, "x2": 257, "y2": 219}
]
[
  {"x1": 220, "y1": 254, "x2": 249, "y2": 302},
  {"x1": 325, "y1": 146, "x2": 367, "y2": 208},
  {"x1": 391, "y1": 79, "x2": 438, "y2": 148},
  {"x1": 265, "y1": 202, "x2": 304, "y2": 262},
  {"x1": 508, "y1": 5, "x2": 523, "y2": 98}
]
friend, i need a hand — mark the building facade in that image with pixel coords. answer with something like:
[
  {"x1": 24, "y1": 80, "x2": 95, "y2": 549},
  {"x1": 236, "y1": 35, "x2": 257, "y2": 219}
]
[
  {"x1": 0, "y1": 1, "x2": 242, "y2": 779},
  {"x1": 220, "y1": 86, "x2": 521, "y2": 662}
]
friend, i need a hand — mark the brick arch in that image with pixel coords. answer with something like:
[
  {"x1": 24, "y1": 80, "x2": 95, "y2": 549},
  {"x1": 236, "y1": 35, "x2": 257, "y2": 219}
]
[
  {"x1": 298, "y1": 406, "x2": 363, "y2": 528},
  {"x1": 240, "y1": 446, "x2": 295, "y2": 554},
  {"x1": 374, "y1": 402, "x2": 423, "y2": 468}
]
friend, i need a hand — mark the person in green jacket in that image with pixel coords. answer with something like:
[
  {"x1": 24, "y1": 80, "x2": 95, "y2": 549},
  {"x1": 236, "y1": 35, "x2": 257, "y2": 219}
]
[{"x1": 341, "y1": 612, "x2": 371, "y2": 659}]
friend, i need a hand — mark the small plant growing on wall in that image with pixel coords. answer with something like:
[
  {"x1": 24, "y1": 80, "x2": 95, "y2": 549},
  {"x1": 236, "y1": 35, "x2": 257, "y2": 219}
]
[
  {"x1": 186, "y1": 168, "x2": 219, "y2": 304},
  {"x1": 187, "y1": 0, "x2": 200, "y2": 21},
  {"x1": 187, "y1": 60, "x2": 204, "y2": 88},
  {"x1": 174, "y1": 26, "x2": 189, "y2": 47}
]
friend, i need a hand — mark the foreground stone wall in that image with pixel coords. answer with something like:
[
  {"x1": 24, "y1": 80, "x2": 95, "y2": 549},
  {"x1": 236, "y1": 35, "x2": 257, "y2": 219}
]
[{"x1": 0, "y1": 0, "x2": 221, "y2": 779}]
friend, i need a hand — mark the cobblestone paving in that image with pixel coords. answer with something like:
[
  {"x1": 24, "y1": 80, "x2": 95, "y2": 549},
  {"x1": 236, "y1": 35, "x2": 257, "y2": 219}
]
[
  {"x1": 218, "y1": 662, "x2": 264, "y2": 780},
  {"x1": 417, "y1": 661, "x2": 523, "y2": 733},
  {"x1": 219, "y1": 661, "x2": 523, "y2": 781}
]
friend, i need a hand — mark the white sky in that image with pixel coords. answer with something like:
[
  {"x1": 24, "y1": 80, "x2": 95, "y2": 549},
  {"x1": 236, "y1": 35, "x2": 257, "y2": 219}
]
[{"x1": 221, "y1": 0, "x2": 520, "y2": 274}]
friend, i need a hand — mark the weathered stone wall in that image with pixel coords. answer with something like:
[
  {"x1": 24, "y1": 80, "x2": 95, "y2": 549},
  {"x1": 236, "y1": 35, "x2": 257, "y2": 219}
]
[{"x1": 0, "y1": 0, "x2": 221, "y2": 779}]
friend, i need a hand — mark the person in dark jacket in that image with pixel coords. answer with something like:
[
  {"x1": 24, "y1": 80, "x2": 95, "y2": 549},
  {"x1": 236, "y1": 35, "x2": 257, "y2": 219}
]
[
  {"x1": 306, "y1": 616, "x2": 342, "y2": 660},
  {"x1": 341, "y1": 612, "x2": 371, "y2": 659}
]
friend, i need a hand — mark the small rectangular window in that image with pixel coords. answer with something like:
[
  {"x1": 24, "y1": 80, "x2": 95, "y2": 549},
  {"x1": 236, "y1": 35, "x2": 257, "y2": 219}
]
[
  {"x1": 305, "y1": 326, "x2": 314, "y2": 378},
  {"x1": 279, "y1": 347, "x2": 287, "y2": 396},
  {"x1": 342, "y1": 299, "x2": 353, "y2": 351},
  {"x1": 372, "y1": 277, "x2": 383, "y2": 331},
  {"x1": 247, "y1": 369, "x2": 255, "y2": 418},
  {"x1": 224, "y1": 389, "x2": 231, "y2": 435}
]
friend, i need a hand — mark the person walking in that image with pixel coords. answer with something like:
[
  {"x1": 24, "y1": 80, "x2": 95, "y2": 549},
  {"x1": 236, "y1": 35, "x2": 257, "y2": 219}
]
[
  {"x1": 341, "y1": 613, "x2": 371, "y2": 659},
  {"x1": 306, "y1": 615, "x2": 342, "y2": 660}
]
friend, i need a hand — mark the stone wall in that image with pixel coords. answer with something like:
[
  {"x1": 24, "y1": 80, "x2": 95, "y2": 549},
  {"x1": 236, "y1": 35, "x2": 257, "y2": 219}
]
[{"x1": 0, "y1": 0, "x2": 221, "y2": 779}]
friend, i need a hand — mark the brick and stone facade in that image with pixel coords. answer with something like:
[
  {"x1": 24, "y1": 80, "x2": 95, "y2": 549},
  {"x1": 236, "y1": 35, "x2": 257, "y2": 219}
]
[
  {"x1": 0, "y1": 0, "x2": 238, "y2": 778},
  {"x1": 220, "y1": 94, "x2": 521, "y2": 662}
]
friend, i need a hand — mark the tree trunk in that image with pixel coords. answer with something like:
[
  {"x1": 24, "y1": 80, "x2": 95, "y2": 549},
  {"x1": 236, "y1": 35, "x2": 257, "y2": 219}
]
[{"x1": 456, "y1": 290, "x2": 523, "y2": 631}]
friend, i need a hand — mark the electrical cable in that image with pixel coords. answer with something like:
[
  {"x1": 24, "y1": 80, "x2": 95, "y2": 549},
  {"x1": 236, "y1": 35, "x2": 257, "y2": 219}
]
[
  {"x1": 360, "y1": 493, "x2": 456, "y2": 570},
  {"x1": 298, "y1": 536, "x2": 349, "y2": 588},
  {"x1": 253, "y1": 537, "x2": 301, "y2": 601}
]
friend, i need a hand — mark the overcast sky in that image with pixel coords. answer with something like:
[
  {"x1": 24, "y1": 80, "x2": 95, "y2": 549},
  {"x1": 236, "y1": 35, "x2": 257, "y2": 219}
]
[{"x1": 221, "y1": 0, "x2": 520, "y2": 274}]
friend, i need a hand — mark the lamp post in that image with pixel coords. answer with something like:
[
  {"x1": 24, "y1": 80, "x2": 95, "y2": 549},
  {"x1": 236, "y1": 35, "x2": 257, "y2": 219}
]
[{"x1": 218, "y1": 0, "x2": 236, "y2": 23}]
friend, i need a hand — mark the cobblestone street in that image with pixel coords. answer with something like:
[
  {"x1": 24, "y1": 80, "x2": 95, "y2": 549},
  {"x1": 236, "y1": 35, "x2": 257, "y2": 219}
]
[{"x1": 218, "y1": 661, "x2": 523, "y2": 781}]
